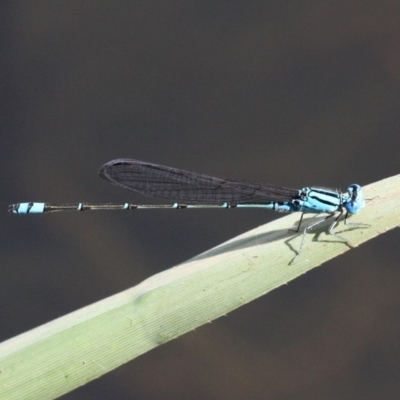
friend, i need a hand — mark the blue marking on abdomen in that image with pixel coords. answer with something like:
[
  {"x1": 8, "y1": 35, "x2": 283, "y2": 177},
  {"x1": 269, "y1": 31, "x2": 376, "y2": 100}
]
[{"x1": 15, "y1": 202, "x2": 45, "y2": 214}]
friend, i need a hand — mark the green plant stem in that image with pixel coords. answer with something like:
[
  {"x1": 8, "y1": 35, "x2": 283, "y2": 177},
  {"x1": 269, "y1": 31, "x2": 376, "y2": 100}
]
[{"x1": 0, "y1": 174, "x2": 399, "y2": 399}]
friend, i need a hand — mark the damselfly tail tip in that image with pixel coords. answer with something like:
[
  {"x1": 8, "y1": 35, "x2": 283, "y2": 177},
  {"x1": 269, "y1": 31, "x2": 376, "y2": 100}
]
[
  {"x1": 8, "y1": 202, "x2": 45, "y2": 214},
  {"x1": 8, "y1": 204, "x2": 19, "y2": 214}
]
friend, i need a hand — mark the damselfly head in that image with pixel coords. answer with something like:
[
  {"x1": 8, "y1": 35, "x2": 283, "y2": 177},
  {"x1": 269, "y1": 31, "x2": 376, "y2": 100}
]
[{"x1": 344, "y1": 184, "x2": 365, "y2": 214}]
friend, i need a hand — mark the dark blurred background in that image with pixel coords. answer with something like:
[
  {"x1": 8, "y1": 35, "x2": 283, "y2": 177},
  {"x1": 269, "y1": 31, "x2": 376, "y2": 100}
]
[{"x1": 2, "y1": 2, "x2": 400, "y2": 399}]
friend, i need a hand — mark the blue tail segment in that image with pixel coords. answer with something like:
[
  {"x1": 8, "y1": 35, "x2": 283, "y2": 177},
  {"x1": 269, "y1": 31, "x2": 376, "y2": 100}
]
[
  {"x1": 10, "y1": 202, "x2": 45, "y2": 214},
  {"x1": 8, "y1": 158, "x2": 368, "y2": 262}
]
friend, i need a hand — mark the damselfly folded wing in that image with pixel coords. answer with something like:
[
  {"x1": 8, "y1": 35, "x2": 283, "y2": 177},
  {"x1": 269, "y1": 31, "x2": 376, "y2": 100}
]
[{"x1": 99, "y1": 159, "x2": 299, "y2": 204}]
